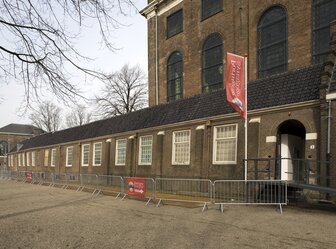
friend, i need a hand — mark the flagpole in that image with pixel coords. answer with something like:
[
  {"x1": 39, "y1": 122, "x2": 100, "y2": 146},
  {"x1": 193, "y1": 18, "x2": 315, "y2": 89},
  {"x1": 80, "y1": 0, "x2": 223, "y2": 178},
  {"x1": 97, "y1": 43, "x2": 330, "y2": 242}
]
[{"x1": 244, "y1": 54, "x2": 248, "y2": 182}]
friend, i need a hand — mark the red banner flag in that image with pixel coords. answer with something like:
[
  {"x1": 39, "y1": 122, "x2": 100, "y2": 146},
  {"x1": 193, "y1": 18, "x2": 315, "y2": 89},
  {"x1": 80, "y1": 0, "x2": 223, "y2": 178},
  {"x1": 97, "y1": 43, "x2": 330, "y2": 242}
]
[{"x1": 225, "y1": 52, "x2": 246, "y2": 119}]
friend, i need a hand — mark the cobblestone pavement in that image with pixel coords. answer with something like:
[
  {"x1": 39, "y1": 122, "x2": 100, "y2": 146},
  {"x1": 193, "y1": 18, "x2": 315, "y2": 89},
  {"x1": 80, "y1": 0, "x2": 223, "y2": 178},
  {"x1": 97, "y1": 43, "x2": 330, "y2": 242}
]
[{"x1": 0, "y1": 180, "x2": 336, "y2": 249}]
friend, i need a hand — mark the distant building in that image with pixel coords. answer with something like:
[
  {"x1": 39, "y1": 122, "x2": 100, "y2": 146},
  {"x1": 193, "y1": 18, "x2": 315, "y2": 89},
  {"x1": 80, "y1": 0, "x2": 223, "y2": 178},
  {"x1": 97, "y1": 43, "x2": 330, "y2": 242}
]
[{"x1": 0, "y1": 124, "x2": 44, "y2": 168}]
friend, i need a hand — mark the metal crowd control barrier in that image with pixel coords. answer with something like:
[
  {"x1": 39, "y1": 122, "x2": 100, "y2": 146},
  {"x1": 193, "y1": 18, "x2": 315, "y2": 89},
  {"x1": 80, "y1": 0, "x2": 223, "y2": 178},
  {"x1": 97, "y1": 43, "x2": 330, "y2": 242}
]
[
  {"x1": 213, "y1": 180, "x2": 287, "y2": 214},
  {"x1": 77, "y1": 174, "x2": 99, "y2": 196},
  {"x1": 52, "y1": 173, "x2": 68, "y2": 188},
  {"x1": 31, "y1": 172, "x2": 44, "y2": 184},
  {"x1": 0, "y1": 170, "x2": 11, "y2": 180},
  {"x1": 122, "y1": 177, "x2": 155, "y2": 206},
  {"x1": 65, "y1": 174, "x2": 80, "y2": 189},
  {"x1": 41, "y1": 172, "x2": 55, "y2": 186},
  {"x1": 18, "y1": 171, "x2": 27, "y2": 182},
  {"x1": 96, "y1": 175, "x2": 124, "y2": 199},
  {"x1": 155, "y1": 178, "x2": 212, "y2": 212}
]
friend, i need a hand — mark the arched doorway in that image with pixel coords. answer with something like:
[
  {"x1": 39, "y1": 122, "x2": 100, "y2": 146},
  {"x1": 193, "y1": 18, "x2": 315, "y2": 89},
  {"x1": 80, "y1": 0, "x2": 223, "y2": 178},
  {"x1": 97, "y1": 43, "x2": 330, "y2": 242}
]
[{"x1": 276, "y1": 120, "x2": 306, "y2": 180}]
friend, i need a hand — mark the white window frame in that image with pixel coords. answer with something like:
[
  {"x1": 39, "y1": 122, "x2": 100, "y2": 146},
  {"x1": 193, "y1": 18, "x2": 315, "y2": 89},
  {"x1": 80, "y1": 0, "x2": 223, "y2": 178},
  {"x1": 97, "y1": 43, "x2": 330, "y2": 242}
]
[
  {"x1": 81, "y1": 144, "x2": 90, "y2": 167},
  {"x1": 22, "y1": 153, "x2": 25, "y2": 166},
  {"x1": 66, "y1": 146, "x2": 73, "y2": 167},
  {"x1": 138, "y1": 135, "x2": 153, "y2": 165},
  {"x1": 93, "y1": 142, "x2": 102, "y2": 166},
  {"x1": 44, "y1": 149, "x2": 49, "y2": 167},
  {"x1": 27, "y1": 152, "x2": 30, "y2": 167},
  {"x1": 213, "y1": 124, "x2": 238, "y2": 164},
  {"x1": 172, "y1": 130, "x2": 191, "y2": 165},
  {"x1": 51, "y1": 148, "x2": 56, "y2": 167},
  {"x1": 18, "y1": 154, "x2": 21, "y2": 167},
  {"x1": 32, "y1": 151, "x2": 36, "y2": 167},
  {"x1": 115, "y1": 139, "x2": 127, "y2": 166}
]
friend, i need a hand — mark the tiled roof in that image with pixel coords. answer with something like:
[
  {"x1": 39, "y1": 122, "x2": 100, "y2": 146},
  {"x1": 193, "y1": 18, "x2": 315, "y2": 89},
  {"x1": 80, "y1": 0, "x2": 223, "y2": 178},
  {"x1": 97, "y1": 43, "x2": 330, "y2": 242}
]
[
  {"x1": 19, "y1": 64, "x2": 322, "y2": 151},
  {"x1": 0, "y1": 123, "x2": 43, "y2": 135}
]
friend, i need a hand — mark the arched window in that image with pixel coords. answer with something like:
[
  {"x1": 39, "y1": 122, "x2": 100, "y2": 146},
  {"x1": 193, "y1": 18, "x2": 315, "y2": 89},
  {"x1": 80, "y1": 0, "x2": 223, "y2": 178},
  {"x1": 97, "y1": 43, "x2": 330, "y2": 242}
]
[
  {"x1": 202, "y1": 33, "x2": 223, "y2": 93},
  {"x1": 167, "y1": 51, "x2": 183, "y2": 102},
  {"x1": 312, "y1": 0, "x2": 336, "y2": 64},
  {"x1": 257, "y1": 6, "x2": 287, "y2": 78},
  {"x1": 0, "y1": 141, "x2": 8, "y2": 156}
]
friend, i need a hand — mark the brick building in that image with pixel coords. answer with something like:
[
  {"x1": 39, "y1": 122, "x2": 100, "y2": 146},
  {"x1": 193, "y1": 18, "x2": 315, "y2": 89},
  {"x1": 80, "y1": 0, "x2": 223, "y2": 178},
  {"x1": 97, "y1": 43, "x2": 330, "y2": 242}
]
[
  {"x1": 6, "y1": 0, "x2": 336, "y2": 185},
  {"x1": 0, "y1": 124, "x2": 44, "y2": 168}
]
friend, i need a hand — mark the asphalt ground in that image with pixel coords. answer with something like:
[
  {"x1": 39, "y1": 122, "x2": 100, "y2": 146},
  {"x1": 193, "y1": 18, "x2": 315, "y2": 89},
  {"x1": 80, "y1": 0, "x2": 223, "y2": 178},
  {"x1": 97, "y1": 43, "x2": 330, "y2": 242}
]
[{"x1": 0, "y1": 180, "x2": 336, "y2": 249}]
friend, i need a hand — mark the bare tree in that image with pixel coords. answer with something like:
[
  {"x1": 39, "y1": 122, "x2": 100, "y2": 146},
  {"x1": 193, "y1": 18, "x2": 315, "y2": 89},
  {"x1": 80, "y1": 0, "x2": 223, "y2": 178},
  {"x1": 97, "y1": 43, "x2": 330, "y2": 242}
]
[
  {"x1": 66, "y1": 105, "x2": 92, "y2": 128},
  {"x1": 96, "y1": 64, "x2": 148, "y2": 118},
  {"x1": 0, "y1": 0, "x2": 136, "y2": 104},
  {"x1": 29, "y1": 101, "x2": 62, "y2": 132}
]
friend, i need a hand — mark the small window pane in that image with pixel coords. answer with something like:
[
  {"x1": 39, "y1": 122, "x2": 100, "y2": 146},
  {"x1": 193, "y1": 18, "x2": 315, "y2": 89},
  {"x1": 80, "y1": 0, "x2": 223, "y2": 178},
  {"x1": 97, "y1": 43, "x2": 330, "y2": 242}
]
[
  {"x1": 167, "y1": 9, "x2": 183, "y2": 38},
  {"x1": 202, "y1": 0, "x2": 223, "y2": 20}
]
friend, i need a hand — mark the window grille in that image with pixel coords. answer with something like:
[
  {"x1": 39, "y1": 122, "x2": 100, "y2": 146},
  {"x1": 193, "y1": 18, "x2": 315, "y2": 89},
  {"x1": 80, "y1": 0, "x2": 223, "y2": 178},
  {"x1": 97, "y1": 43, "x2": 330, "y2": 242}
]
[
  {"x1": 202, "y1": 0, "x2": 223, "y2": 20},
  {"x1": 167, "y1": 9, "x2": 183, "y2": 38},
  {"x1": 51, "y1": 148, "x2": 56, "y2": 167},
  {"x1": 172, "y1": 130, "x2": 190, "y2": 165},
  {"x1": 213, "y1": 124, "x2": 237, "y2": 164},
  {"x1": 167, "y1": 52, "x2": 183, "y2": 102},
  {"x1": 257, "y1": 6, "x2": 287, "y2": 78},
  {"x1": 93, "y1": 142, "x2": 102, "y2": 166},
  {"x1": 116, "y1": 139, "x2": 127, "y2": 165},
  {"x1": 202, "y1": 33, "x2": 223, "y2": 93},
  {"x1": 82, "y1": 144, "x2": 90, "y2": 166},
  {"x1": 139, "y1": 136, "x2": 153, "y2": 165},
  {"x1": 66, "y1": 146, "x2": 73, "y2": 167},
  {"x1": 313, "y1": 0, "x2": 336, "y2": 64}
]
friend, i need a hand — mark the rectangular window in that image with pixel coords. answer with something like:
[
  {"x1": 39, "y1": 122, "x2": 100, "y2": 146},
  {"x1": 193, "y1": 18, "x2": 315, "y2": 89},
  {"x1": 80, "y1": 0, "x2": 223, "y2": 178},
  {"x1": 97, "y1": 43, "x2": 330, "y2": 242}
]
[
  {"x1": 18, "y1": 153, "x2": 21, "y2": 167},
  {"x1": 115, "y1": 139, "x2": 127, "y2": 166},
  {"x1": 66, "y1": 146, "x2": 73, "y2": 167},
  {"x1": 27, "y1": 152, "x2": 30, "y2": 167},
  {"x1": 213, "y1": 124, "x2": 238, "y2": 164},
  {"x1": 22, "y1": 153, "x2": 26, "y2": 166},
  {"x1": 167, "y1": 9, "x2": 183, "y2": 38},
  {"x1": 93, "y1": 142, "x2": 102, "y2": 166},
  {"x1": 202, "y1": 0, "x2": 223, "y2": 20},
  {"x1": 32, "y1": 151, "x2": 36, "y2": 167},
  {"x1": 139, "y1": 135, "x2": 153, "y2": 165},
  {"x1": 44, "y1": 149, "x2": 49, "y2": 166},
  {"x1": 81, "y1": 144, "x2": 90, "y2": 167},
  {"x1": 172, "y1": 130, "x2": 191, "y2": 165},
  {"x1": 51, "y1": 148, "x2": 56, "y2": 167}
]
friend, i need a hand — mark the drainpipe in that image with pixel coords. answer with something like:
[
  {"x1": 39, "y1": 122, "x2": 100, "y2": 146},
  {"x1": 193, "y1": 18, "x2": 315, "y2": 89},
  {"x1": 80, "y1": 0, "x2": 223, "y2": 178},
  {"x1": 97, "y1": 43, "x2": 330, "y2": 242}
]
[
  {"x1": 326, "y1": 100, "x2": 332, "y2": 187},
  {"x1": 154, "y1": 4, "x2": 159, "y2": 105}
]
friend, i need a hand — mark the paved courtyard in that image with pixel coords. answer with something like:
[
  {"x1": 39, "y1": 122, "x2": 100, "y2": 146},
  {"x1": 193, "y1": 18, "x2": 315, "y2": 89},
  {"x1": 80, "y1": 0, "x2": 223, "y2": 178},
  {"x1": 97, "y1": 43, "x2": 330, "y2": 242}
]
[{"x1": 0, "y1": 180, "x2": 336, "y2": 249}]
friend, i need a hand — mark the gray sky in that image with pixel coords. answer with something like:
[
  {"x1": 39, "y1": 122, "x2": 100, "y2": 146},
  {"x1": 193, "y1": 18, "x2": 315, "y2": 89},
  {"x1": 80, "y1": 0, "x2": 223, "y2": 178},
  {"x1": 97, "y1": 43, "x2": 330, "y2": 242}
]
[{"x1": 0, "y1": 1, "x2": 148, "y2": 128}]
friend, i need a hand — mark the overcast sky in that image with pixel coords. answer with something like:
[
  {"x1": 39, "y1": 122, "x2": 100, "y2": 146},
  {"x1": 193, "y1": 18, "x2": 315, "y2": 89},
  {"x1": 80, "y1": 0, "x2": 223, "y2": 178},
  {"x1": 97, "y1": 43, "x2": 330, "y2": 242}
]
[{"x1": 0, "y1": 1, "x2": 148, "y2": 129}]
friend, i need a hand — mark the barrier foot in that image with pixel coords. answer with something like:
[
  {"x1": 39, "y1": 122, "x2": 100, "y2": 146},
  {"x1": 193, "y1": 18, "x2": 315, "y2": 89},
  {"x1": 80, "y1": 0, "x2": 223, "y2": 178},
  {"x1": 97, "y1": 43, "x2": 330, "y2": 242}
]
[
  {"x1": 76, "y1": 186, "x2": 81, "y2": 192},
  {"x1": 121, "y1": 194, "x2": 127, "y2": 201},
  {"x1": 94, "y1": 190, "x2": 102, "y2": 198},
  {"x1": 145, "y1": 198, "x2": 152, "y2": 206},
  {"x1": 156, "y1": 199, "x2": 162, "y2": 208},
  {"x1": 202, "y1": 203, "x2": 208, "y2": 212},
  {"x1": 219, "y1": 204, "x2": 224, "y2": 213},
  {"x1": 91, "y1": 189, "x2": 98, "y2": 197},
  {"x1": 278, "y1": 204, "x2": 283, "y2": 214},
  {"x1": 115, "y1": 193, "x2": 121, "y2": 199}
]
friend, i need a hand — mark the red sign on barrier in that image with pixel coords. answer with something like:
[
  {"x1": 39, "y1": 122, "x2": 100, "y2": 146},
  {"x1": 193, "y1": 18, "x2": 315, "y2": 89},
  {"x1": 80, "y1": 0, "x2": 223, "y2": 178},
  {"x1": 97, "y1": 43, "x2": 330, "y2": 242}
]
[
  {"x1": 127, "y1": 178, "x2": 146, "y2": 198},
  {"x1": 26, "y1": 171, "x2": 32, "y2": 183}
]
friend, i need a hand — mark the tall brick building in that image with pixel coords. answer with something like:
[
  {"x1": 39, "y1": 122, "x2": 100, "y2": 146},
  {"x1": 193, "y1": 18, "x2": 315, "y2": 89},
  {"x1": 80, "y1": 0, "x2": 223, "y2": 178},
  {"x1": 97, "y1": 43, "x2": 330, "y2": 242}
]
[
  {"x1": 141, "y1": 0, "x2": 336, "y2": 105},
  {"x1": 6, "y1": 0, "x2": 336, "y2": 187}
]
